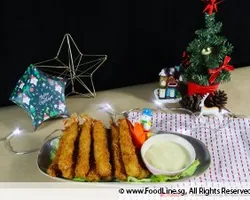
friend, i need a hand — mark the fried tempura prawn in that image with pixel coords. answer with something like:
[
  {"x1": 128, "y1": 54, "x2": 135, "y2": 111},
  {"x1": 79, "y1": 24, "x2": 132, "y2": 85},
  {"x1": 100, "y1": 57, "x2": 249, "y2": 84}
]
[
  {"x1": 110, "y1": 122, "x2": 127, "y2": 181},
  {"x1": 86, "y1": 167, "x2": 100, "y2": 182},
  {"x1": 58, "y1": 114, "x2": 79, "y2": 179},
  {"x1": 137, "y1": 168, "x2": 150, "y2": 179},
  {"x1": 136, "y1": 151, "x2": 150, "y2": 179},
  {"x1": 75, "y1": 114, "x2": 92, "y2": 178},
  {"x1": 118, "y1": 119, "x2": 141, "y2": 177},
  {"x1": 48, "y1": 114, "x2": 151, "y2": 182},
  {"x1": 92, "y1": 120, "x2": 112, "y2": 178}
]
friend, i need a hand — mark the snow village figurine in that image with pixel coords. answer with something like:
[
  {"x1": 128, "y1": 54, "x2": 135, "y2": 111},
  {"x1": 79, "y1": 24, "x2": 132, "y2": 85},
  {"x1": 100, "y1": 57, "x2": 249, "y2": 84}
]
[
  {"x1": 159, "y1": 68, "x2": 168, "y2": 87},
  {"x1": 155, "y1": 67, "x2": 182, "y2": 102},
  {"x1": 166, "y1": 77, "x2": 178, "y2": 98},
  {"x1": 165, "y1": 68, "x2": 177, "y2": 98},
  {"x1": 158, "y1": 69, "x2": 167, "y2": 99},
  {"x1": 140, "y1": 108, "x2": 152, "y2": 131}
]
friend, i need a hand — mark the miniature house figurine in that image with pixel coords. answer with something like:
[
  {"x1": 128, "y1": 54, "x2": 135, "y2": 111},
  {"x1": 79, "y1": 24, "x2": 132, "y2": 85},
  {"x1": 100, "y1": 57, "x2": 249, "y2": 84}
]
[
  {"x1": 159, "y1": 69, "x2": 168, "y2": 87},
  {"x1": 158, "y1": 68, "x2": 167, "y2": 99},
  {"x1": 159, "y1": 87, "x2": 166, "y2": 99},
  {"x1": 156, "y1": 67, "x2": 182, "y2": 101},
  {"x1": 166, "y1": 77, "x2": 177, "y2": 98}
]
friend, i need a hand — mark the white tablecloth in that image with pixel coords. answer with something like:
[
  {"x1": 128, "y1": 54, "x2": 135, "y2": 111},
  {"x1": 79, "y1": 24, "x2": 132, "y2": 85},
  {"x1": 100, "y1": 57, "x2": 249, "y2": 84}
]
[{"x1": 127, "y1": 111, "x2": 250, "y2": 182}]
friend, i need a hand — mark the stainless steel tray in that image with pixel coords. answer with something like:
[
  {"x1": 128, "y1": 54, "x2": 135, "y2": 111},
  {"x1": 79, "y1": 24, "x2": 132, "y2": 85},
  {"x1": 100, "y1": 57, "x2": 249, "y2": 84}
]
[{"x1": 37, "y1": 131, "x2": 211, "y2": 185}]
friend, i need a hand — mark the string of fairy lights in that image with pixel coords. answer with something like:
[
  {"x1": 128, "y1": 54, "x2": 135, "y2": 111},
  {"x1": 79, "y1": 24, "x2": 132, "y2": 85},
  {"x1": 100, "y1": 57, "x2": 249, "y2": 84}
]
[{"x1": 2, "y1": 101, "x2": 247, "y2": 155}]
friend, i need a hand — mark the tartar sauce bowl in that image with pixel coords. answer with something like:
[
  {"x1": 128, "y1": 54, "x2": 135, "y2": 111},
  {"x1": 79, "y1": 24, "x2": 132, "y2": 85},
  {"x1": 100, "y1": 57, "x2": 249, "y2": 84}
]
[{"x1": 141, "y1": 133, "x2": 196, "y2": 176}]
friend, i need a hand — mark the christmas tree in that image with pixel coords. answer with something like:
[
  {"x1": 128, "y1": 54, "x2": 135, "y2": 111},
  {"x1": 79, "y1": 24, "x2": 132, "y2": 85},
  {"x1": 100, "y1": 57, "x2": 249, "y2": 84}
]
[{"x1": 182, "y1": 0, "x2": 234, "y2": 96}]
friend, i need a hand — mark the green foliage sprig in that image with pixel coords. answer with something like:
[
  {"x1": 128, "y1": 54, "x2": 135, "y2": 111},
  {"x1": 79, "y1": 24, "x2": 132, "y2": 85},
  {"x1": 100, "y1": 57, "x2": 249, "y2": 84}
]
[{"x1": 183, "y1": 13, "x2": 233, "y2": 86}]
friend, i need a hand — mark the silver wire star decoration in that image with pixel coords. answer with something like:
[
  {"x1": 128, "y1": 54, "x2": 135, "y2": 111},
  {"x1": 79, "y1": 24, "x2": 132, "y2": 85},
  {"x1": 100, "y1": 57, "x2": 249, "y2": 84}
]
[{"x1": 34, "y1": 33, "x2": 107, "y2": 97}]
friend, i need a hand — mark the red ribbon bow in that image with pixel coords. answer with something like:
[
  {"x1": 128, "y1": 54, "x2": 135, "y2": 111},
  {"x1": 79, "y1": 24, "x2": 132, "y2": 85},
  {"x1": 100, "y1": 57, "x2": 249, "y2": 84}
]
[
  {"x1": 208, "y1": 56, "x2": 234, "y2": 84},
  {"x1": 202, "y1": 0, "x2": 224, "y2": 15},
  {"x1": 188, "y1": 82, "x2": 219, "y2": 95}
]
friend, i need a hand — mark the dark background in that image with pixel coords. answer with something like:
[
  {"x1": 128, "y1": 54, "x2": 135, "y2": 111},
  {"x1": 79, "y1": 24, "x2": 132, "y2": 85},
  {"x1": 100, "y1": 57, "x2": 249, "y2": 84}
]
[{"x1": 1, "y1": 0, "x2": 249, "y2": 107}]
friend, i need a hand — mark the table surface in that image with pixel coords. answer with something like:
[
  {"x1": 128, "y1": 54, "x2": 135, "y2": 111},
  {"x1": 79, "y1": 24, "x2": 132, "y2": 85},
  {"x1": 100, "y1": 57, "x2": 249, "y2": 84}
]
[{"x1": 0, "y1": 67, "x2": 249, "y2": 182}]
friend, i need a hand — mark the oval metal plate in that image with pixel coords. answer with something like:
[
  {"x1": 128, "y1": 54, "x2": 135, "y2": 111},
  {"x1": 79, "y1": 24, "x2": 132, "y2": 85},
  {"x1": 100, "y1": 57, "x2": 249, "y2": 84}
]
[{"x1": 37, "y1": 132, "x2": 211, "y2": 186}]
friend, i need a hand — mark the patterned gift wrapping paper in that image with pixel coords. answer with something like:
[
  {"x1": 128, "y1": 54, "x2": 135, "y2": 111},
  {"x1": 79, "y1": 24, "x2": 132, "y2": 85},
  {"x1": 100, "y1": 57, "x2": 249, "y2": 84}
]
[
  {"x1": 9, "y1": 65, "x2": 69, "y2": 127},
  {"x1": 127, "y1": 111, "x2": 250, "y2": 182}
]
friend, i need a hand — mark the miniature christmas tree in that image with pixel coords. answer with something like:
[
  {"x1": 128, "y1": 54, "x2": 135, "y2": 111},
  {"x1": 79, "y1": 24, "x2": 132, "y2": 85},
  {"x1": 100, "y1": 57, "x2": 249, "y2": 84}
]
[{"x1": 182, "y1": 0, "x2": 234, "y2": 96}]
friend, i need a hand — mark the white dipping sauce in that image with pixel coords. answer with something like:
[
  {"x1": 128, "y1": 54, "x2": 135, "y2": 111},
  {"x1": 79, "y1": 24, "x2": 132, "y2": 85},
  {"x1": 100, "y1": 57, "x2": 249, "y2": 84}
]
[{"x1": 145, "y1": 141, "x2": 191, "y2": 171}]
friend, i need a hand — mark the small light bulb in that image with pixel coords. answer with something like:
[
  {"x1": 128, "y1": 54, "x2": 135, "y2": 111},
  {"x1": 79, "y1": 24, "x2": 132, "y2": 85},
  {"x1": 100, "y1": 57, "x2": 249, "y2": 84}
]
[
  {"x1": 99, "y1": 103, "x2": 110, "y2": 110},
  {"x1": 154, "y1": 100, "x2": 162, "y2": 107},
  {"x1": 105, "y1": 103, "x2": 112, "y2": 109},
  {"x1": 99, "y1": 103, "x2": 116, "y2": 115},
  {"x1": 13, "y1": 128, "x2": 21, "y2": 135}
]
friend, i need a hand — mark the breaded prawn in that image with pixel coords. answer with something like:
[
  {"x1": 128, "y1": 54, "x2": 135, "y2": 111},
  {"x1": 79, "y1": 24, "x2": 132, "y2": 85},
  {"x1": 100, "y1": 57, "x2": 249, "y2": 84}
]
[
  {"x1": 86, "y1": 167, "x2": 101, "y2": 182},
  {"x1": 119, "y1": 119, "x2": 141, "y2": 177},
  {"x1": 136, "y1": 151, "x2": 151, "y2": 179},
  {"x1": 75, "y1": 114, "x2": 92, "y2": 178},
  {"x1": 137, "y1": 167, "x2": 150, "y2": 179},
  {"x1": 92, "y1": 120, "x2": 112, "y2": 178},
  {"x1": 110, "y1": 122, "x2": 127, "y2": 181},
  {"x1": 86, "y1": 145, "x2": 101, "y2": 182},
  {"x1": 58, "y1": 114, "x2": 79, "y2": 179}
]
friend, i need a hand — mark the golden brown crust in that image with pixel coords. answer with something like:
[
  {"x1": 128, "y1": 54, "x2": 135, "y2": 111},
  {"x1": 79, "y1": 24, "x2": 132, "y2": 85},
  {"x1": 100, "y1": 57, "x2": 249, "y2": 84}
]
[
  {"x1": 58, "y1": 115, "x2": 79, "y2": 179},
  {"x1": 92, "y1": 120, "x2": 112, "y2": 177},
  {"x1": 74, "y1": 115, "x2": 92, "y2": 178},
  {"x1": 137, "y1": 168, "x2": 150, "y2": 179},
  {"x1": 47, "y1": 134, "x2": 65, "y2": 177},
  {"x1": 86, "y1": 149, "x2": 101, "y2": 182},
  {"x1": 86, "y1": 167, "x2": 101, "y2": 182},
  {"x1": 63, "y1": 113, "x2": 78, "y2": 128},
  {"x1": 110, "y1": 122, "x2": 127, "y2": 181},
  {"x1": 118, "y1": 119, "x2": 141, "y2": 178},
  {"x1": 48, "y1": 114, "x2": 150, "y2": 182},
  {"x1": 136, "y1": 149, "x2": 151, "y2": 179}
]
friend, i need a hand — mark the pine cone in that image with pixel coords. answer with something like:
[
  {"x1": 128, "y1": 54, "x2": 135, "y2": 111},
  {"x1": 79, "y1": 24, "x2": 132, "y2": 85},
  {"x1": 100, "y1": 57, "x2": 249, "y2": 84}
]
[
  {"x1": 205, "y1": 90, "x2": 228, "y2": 108},
  {"x1": 179, "y1": 94, "x2": 202, "y2": 112}
]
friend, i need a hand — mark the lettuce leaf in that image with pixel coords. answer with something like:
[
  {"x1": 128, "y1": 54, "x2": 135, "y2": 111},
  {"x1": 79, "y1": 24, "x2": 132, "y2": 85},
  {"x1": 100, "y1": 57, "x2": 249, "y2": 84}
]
[
  {"x1": 127, "y1": 177, "x2": 152, "y2": 183},
  {"x1": 49, "y1": 138, "x2": 59, "y2": 160},
  {"x1": 73, "y1": 177, "x2": 86, "y2": 182},
  {"x1": 127, "y1": 160, "x2": 200, "y2": 182}
]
